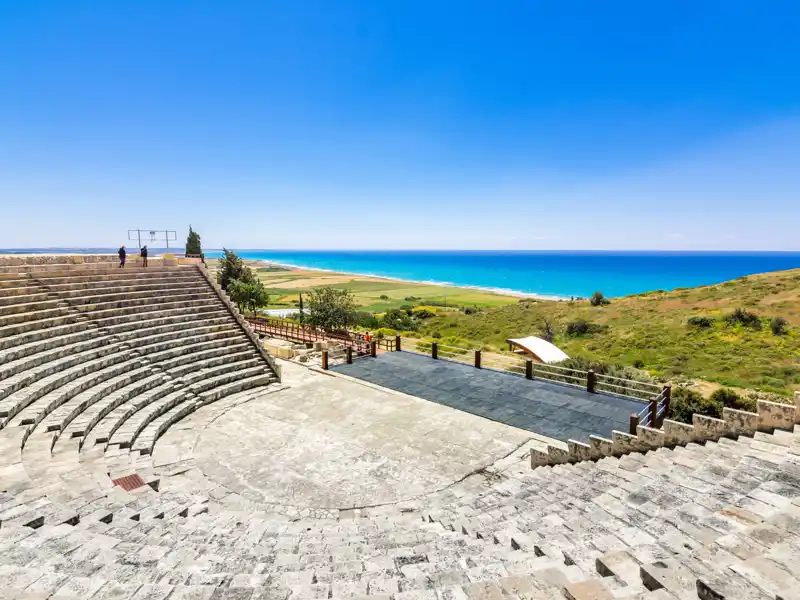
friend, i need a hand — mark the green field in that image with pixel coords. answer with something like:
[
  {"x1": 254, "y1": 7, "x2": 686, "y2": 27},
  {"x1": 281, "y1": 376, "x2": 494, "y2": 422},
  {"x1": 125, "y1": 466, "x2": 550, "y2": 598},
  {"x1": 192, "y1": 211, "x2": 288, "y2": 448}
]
[{"x1": 252, "y1": 265, "x2": 516, "y2": 312}]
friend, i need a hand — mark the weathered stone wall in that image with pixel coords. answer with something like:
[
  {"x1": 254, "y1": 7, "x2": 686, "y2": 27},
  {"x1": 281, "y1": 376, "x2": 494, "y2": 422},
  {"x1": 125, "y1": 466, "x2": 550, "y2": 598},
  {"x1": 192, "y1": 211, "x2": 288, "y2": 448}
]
[
  {"x1": 0, "y1": 254, "x2": 117, "y2": 266},
  {"x1": 531, "y1": 397, "x2": 800, "y2": 468},
  {"x1": 196, "y1": 262, "x2": 282, "y2": 381}
]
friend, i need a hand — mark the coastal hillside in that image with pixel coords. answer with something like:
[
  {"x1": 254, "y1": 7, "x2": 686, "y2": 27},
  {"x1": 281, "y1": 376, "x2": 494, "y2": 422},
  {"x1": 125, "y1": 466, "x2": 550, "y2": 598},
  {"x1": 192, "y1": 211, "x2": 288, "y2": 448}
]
[{"x1": 420, "y1": 268, "x2": 800, "y2": 395}]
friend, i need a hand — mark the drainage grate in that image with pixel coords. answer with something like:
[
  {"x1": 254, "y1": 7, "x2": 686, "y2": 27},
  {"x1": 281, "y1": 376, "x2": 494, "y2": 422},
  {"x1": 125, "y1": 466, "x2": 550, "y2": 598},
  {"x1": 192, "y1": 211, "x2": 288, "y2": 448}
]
[{"x1": 112, "y1": 473, "x2": 146, "y2": 492}]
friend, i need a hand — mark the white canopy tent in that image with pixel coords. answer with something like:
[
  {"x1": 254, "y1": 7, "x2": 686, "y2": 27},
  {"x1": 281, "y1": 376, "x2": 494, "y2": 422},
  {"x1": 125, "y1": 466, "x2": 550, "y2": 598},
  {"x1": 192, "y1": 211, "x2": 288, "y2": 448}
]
[{"x1": 506, "y1": 336, "x2": 570, "y2": 364}]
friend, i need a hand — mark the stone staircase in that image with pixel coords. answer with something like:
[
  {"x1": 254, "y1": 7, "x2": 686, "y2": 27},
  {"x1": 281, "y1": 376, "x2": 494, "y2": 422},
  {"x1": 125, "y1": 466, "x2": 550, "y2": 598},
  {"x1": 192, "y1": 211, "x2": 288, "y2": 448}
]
[{"x1": 1, "y1": 259, "x2": 799, "y2": 599}]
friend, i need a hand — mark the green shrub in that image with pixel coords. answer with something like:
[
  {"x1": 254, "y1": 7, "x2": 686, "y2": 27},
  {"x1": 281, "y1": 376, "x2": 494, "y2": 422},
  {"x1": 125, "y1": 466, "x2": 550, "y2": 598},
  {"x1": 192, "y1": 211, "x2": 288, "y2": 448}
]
[
  {"x1": 565, "y1": 319, "x2": 606, "y2": 336},
  {"x1": 669, "y1": 387, "x2": 722, "y2": 424},
  {"x1": 404, "y1": 296, "x2": 420, "y2": 301},
  {"x1": 539, "y1": 319, "x2": 556, "y2": 342},
  {"x1": 687, "y1": 316, "x2": 714, "y2": 328},
  {"x1": 381, "y1": 309, "x2": 416, "y2": 331},
  {"x1": 708, "y1": 387, "x2": 755, "y2": 412},
  {"x1": 413, "y1": 309, "x2": 435, "y2": 319},
  {"x1": 633, "y1": 359, "x2": 645, "y2": 369},
  {"x1": 724, "y1": 308, "x2": 761, "y2": 329},
  {"x1": 379, "y1": 294, "x2": 390, "y2": 301},
  {"x1": 372, "y1": 327, "x2": 397, "y2": 339},
  {"x1": 771, "y1": 316, "x2": 788, "y2": 335},
  {"x1": 590, "y1": 291, "x2": 610, "y2": 306},
  {"x1": 354, "y1": 311, "x2": 380, "y2": 329}
]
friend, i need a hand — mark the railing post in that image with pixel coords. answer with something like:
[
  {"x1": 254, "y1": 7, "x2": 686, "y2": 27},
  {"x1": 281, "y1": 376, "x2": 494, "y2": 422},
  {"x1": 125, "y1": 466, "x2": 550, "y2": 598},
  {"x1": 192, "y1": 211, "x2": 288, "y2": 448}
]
[
  {"x1": 663, "y1": 383, "x2": 672, "y2": 421},
  {"x1": 526, "y1": 360, "x2": 533, "y2": 380},
  {"x1": 649, "y1": 398, "x2": 658, "y2": 428},
  {"x1": 321, "y1": 350, "x2": 329, "y2": 370},
  {"x1": 587, "y1": 369, "x2": 596, "y2": 393},
  {"x1": 474, "y1": 350, "x2": 481, "y2": 369},
  {"x1": 629, "y1": 413, "x2": 639, "y2": 435},
  {"x1": 431, "y1": 342, "x2": 438, "y2": 360},
  {"x1": 346, "y1": 346, "x2": 353, "y2": 364},
  {"x1": 370, "y1": 341, "x2": 377, "y2": 358},
  {"x1": 395, "y1": 335, "x2": 401, "y2": 352}
]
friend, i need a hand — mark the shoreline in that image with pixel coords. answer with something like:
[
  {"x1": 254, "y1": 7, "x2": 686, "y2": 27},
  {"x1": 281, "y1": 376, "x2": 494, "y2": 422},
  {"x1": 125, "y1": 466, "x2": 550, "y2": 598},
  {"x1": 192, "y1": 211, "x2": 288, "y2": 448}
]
[{"x1": 245, "y1": 258, "x2": 571, "y2": 302}]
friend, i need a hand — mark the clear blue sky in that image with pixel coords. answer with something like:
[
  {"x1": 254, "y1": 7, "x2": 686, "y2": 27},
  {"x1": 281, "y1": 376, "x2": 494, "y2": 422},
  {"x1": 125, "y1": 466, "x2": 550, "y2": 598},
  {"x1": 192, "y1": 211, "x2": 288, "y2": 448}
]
[{"x1": 1, "y1": 1, "x2": 798, "y2": 250}]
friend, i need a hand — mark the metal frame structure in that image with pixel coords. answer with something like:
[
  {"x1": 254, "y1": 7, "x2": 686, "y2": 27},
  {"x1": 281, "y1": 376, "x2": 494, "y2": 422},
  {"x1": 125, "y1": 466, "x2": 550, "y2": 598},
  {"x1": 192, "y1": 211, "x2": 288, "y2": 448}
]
[{"x1": 127, "y1": 229, "x2": 178, "y2": 250}]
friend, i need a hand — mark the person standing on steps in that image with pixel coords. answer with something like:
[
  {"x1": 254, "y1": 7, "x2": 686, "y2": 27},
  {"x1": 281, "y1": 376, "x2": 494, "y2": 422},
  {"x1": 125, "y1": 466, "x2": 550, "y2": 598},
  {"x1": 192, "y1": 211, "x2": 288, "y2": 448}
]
[
  {"x1": 118, "y1": 245, "x2": 126, "y2": 268},
  {"x1": 140, "y1": 245, "x2": 148, "y2": 267}
]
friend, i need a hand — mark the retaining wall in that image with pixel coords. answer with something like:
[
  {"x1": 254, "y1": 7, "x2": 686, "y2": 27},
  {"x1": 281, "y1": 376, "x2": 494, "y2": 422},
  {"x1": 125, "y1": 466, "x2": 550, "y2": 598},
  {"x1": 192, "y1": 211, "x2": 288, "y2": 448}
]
[
  {"x1": 532, "y1": 391, "x2": 800, "y2": 468},
  {"x1": 197, "y1": 263, "x2": 282, "y2": 381}
]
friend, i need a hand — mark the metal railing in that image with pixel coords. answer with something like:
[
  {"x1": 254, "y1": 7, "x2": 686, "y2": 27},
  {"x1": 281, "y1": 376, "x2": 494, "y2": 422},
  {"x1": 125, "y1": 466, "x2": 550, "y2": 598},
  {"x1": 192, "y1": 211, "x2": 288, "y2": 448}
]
[{"x1": 246, "y1": 316, "x2": 371, "y2": 355}]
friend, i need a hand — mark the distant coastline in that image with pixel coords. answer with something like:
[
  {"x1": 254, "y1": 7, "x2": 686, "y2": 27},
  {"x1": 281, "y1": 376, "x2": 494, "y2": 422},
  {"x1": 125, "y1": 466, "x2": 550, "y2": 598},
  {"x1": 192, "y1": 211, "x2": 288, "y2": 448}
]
[
  {"x1": 245, "y1": 258, "x2": 570, "y2": 302},
  {"x1": 3, "y1": 248, "x2": 800, "y2": 298}
]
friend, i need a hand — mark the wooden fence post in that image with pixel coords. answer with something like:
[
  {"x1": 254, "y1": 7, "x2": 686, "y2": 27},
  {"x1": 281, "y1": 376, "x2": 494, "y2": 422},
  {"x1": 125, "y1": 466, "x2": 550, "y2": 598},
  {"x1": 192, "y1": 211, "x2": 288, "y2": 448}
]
[
  {"x1": 649, "y1": 398, "x2": 658, "y2": 428},
  {"x1": 629, "y1": 413, "x2": 639, "y2": 435},
  {"x1": 431, "y1": 342, "x2": 438, "y2": 360},
  {"x1": 474, "y1": 350, "x2": 481, "y2": 369},
  {"x1": 395, "y1": 335, "x2": 401, "y2": 352},
  {"x1": 663, "y1": 383, "x2": 672, "y2": 422},
  {"x1": 346, "y1": 347, "x2": 353, "y2": 364},
  {"x1": 526, "y1": 360, "x2": 533, "y2": 380},
  {"x1": 321, "y1": 350, "x2": 329, "y2": 370},
  {"x1": 370, "y1": 341, "x2": 377, "y2": 358},
  {"x1": 587, "y1": 369, "x2": 596, "y2": 393}
]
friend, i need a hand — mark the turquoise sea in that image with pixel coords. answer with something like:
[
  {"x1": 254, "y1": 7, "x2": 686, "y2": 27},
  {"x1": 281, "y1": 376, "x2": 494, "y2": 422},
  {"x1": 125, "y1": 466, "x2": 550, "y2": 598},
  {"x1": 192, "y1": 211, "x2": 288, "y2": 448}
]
[
  {"x1": 207, "y1": 250, "x2": 800, "y2": 299},
  {"x1": 3, "y1": 249, "x2": 799, "y2": 298}
]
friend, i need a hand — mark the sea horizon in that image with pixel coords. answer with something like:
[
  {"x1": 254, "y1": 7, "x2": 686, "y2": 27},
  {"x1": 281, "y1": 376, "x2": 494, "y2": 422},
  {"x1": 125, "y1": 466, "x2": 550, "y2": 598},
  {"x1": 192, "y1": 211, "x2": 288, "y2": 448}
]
[{"x1": 5, "y1": 248, "x2": 799, "y2": 298}]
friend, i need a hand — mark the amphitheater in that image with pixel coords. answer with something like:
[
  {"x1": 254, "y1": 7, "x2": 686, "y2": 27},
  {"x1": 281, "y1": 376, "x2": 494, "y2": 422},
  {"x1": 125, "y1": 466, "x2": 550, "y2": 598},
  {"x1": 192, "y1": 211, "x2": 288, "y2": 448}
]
[{"x1": 1, "y1": 254, "x2": 799, "y2": 600}]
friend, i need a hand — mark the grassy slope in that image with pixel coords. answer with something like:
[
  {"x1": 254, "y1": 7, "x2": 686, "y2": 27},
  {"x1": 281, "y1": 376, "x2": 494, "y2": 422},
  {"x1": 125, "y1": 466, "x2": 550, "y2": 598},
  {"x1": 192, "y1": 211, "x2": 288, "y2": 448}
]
[{"x1": 420, "y1": 269, "x2": 800, "y2": 395}]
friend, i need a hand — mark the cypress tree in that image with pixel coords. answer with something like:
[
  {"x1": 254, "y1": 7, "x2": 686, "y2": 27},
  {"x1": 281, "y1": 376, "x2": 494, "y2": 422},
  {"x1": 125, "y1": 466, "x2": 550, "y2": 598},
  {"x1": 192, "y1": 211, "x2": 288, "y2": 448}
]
[{"x1": 186, "y1": 226, "x2": 202, "y2": 257}]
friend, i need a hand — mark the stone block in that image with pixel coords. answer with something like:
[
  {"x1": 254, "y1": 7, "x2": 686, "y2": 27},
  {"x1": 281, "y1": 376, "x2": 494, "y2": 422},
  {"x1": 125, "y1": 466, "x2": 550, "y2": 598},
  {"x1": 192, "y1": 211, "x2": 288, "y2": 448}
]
[
  {"x1": 568, "y1": 440, "x2": 593, "y2": 462},
  {"x1": 589, "y1": 435, "x2": 614, "y2": 458},
  {"x1": 692, "y1": 414, "x2": 728, "y2": 439},
  {"x1": 595, "y1": 551, "x2": 641, "y2": 586},
  {"x1": 795, "y1": 392, "x2": 800, "y2": 424},
  {"x1": 563, "y1": 580, "x2": 614, "y2": 600},
  {"x1": 663, "y1": 419, "x2": 695, "y2": 445},
  {"x1": 547, "y1": 444, "x2": 570, "y2": 464},
  {"x1": 636, "y1": 425, "x2": 665, "y2": 449},
  {"x1": 531, "y1": 449, "x2": 550, "y2": 468},
  {"x1": 612, "y1": 430, "x2": 644, "y2": 454},
  {"x1": 723, "y1": 407, "x2": 759, "y2": 435},
  {"x1": 758, "y1": 400, "x2": 796, "y2": 430}
]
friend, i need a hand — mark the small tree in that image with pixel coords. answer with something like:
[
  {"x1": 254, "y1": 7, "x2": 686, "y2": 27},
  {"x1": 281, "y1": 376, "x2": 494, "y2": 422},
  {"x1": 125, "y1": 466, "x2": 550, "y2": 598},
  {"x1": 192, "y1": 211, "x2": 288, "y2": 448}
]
[
  {"x1": 227, "y1": 279, "x2": 250, "y2": 313},
  {"x1": 306, "y1": 286, "x2": 358, "y2": 330},
  {"x1": 246, "y1": 280, "x2": 270, "y2": 316},
  {"x1": 227, "y1": 278, "x2": 270, "y2": 316},
  {"x1": 185, "y1": 226, "x2": 202, "y2": 257},
  {"x1": 590, "y1": 291, "x2": 609, "y2": 306},
  {"x1": 216, "y1": 248, "x2": 255, "y2": 291},
  {"x1": 298, "y1": 292, "x2": 305, "y2": 324}
]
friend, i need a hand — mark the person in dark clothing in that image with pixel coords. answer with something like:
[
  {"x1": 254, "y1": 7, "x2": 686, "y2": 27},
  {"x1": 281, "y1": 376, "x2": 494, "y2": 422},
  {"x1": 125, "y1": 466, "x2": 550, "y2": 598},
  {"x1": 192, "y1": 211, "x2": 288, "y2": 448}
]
[
  {"x1": 118, "y1": 245, "x2": 126, "y2": 268},
  {"x1": 141, "y1": 245, "x2": 148, "y2": 267}
]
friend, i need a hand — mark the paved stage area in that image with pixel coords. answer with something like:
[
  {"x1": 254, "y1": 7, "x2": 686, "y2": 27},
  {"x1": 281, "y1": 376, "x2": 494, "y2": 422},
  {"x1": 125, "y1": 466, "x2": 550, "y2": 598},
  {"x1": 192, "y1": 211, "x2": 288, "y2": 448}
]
[
  {"x1": 157, "y1": 362, "x2": 536, "y2": 510},
  {"x1": 332, "y1": 352, "x2": 646, "y2": 442}
]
